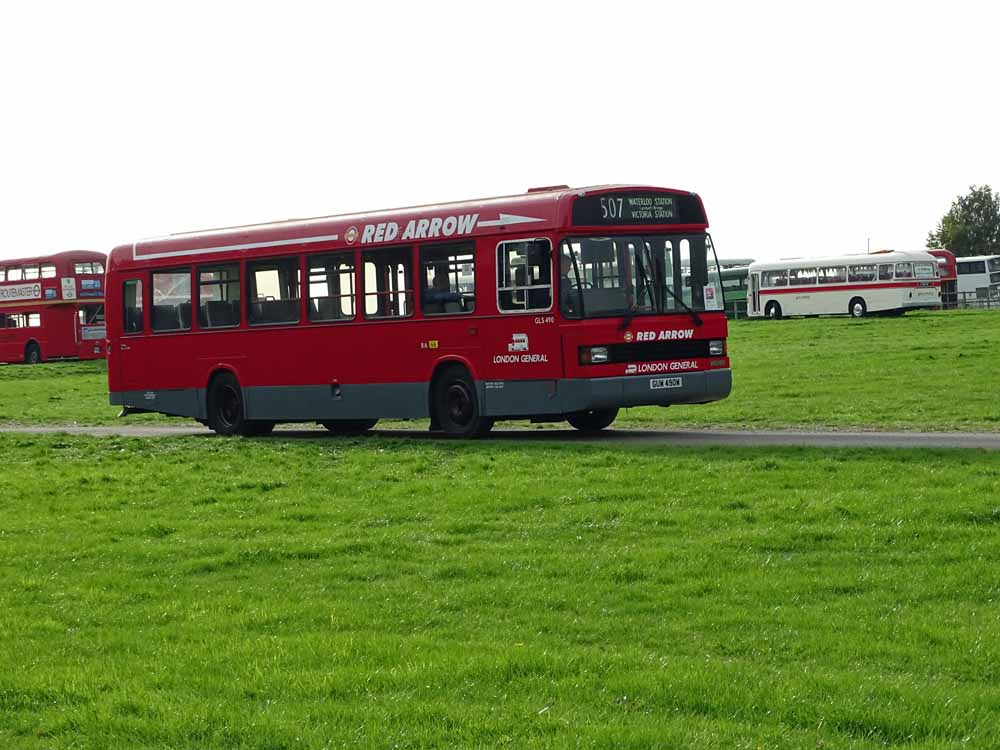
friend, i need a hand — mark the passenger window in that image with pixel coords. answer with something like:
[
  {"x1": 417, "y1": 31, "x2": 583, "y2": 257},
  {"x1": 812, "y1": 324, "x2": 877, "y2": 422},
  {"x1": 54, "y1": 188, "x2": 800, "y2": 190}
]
[
  {"x1": 762, "y1": 270, "x2": 787, "y2": 287},
  {"x1": 41, "y1": 264, "x2": 56, "y2": 279},
  {"x1": 198, "y1": 264, "x2": 241, "y2": 329},
  {"x1": 28, "y1": 313, "x2": 40, "y2": 327},
  {"x1": 248, "y1": 258, "x2": 301, "y2": 325},
  {"x1": 78, "y1": 304, "x2": 105, "y2": 325},
  {"x1": 848, "y1": 264, "x2": 876, "y2": 283},
  {"x1": 308, "y1": 253, "x2": 355, "y2": 322},
  {"x1": 23, "y1": 265, "x2": 40, "y2": 280},
  {"x1": 420, "y1": 242, "x2": 475, "y2": 315},
  {"x1": 497, "y1": 239, "x2": 552, "y2": 312},
  {"x1": 151, "y1": 270, "x2": 192, "y2": 332},
  {"x1": 0, "y1": 269, "x2": 5, "y2": 282},
  {"x1": 363, "y1": 246, "x2": 413, "y2": 319},
  {"x1": 7, "y1": 267, "x2": 23, "y2": 281},
  {"x1": 123, "y1": 279, "x2": 143, "y2": 333},
  {"x1": 878, "y1": 264, "x2": 893, "y2": 281},
  {"x1": 788, "y1": 268, "x2": 817, "y2": 286},
  {"x1": 817, "y1": 266, "x2": 846, "y2": 283},
  {"x1": 895, "y1": 262, "x2": 913, "y2": 279}
]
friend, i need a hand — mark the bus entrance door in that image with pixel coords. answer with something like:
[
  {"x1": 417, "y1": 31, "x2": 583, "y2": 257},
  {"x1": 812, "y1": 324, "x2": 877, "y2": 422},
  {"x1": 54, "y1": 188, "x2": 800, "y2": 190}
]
[
  {"x1": 748, "y1": 273, "x2": 759, "y2": 315},
  {"x1": 115, "y1": 275, "x2": 147, "y2": 393}
]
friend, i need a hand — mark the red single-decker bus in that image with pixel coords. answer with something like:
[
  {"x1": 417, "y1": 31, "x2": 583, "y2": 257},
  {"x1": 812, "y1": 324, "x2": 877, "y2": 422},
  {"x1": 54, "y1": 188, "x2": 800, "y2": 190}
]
[{"x1": 107, "y1": 185, "x2": 731, "y2": 436}]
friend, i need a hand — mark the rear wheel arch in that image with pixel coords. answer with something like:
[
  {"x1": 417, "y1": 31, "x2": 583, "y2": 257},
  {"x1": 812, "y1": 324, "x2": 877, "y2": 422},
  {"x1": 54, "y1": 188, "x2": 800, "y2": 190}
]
[
  {"x1": 427, "y1": 357, "x2": 479, "y2": 415},
  {"x1": 24, "y1": 340, "x2": 42, "y2": 364}
]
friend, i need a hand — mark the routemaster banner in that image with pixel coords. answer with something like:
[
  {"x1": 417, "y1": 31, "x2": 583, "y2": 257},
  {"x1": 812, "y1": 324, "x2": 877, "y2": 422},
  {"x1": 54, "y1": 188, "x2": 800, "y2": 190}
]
[{"x1": 0, "y1": 282, "x2": 42, "y2": 302}]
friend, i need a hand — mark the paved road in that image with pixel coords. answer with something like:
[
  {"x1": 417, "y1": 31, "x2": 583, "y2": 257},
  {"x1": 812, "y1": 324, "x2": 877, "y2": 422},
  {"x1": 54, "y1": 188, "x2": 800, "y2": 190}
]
[{"x1": 3, "y1": 423, "x2": 1000, "y2": 449}]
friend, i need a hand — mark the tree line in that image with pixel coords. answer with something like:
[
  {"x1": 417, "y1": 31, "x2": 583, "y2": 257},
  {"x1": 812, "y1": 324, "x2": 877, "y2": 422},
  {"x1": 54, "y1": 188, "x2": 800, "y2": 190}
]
[{"x1": 927, "y1": 185, "x2": 1000, "y2": 257}]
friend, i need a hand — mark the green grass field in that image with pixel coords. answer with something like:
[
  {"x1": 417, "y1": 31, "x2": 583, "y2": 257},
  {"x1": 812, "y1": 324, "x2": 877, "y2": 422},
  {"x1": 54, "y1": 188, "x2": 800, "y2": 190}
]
[
  {"x1": 1, "y1": 310, "x2": 998, "y2": 431},
  {"x1": 1, "y1": 434, "x2": 999, "y2": 749}
]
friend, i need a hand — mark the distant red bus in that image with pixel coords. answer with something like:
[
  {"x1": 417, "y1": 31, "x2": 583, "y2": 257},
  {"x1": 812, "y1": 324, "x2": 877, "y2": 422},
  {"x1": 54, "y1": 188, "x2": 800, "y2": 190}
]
[
  {"x1": 927, "y1": 249, "x2": 957, "y2": 308},
  {"x1": 107, "y1": 185, "x2": 731, "y2": 436},
  {"x1": 0, "y1": 250, "x2": 106, "y2": 364}
]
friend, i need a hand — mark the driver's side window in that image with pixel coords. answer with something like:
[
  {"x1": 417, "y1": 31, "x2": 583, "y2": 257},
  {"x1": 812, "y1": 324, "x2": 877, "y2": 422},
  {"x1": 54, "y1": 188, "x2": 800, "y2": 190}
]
[{"x1": 496, "y1": 239, "x2": 552, "y2": 313}]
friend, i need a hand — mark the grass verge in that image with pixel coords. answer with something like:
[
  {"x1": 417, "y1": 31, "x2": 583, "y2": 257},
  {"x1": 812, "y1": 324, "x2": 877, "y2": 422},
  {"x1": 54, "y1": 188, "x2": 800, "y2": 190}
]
[{"x1": 1, "y1": 434, "x2": 999, "y2": 748}]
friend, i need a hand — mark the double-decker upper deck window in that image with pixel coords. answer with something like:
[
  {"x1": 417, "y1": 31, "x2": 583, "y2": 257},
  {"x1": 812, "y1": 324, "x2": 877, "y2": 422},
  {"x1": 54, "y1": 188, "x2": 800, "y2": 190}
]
[
  {"x1": 248, "y1": 258, "x2": 301, "y2": 325},
  {"x1": 308, "y1": 253, "x2": 355, "y2": 322},
  {"x1": 0, "y1": 269, "x2": 5, "y2": 282},
  {"x1": 198, "y1": 264, "x2": 241, "y2": 328},
  {"x1": 74, "y1": 261, "x2": 104, "y2": 275},
  {"x1": 151, "y1": 270, "x2": 192, "y2": 332},
  {"x1": 7, "y1": 267, "x2": 23, "y2": 282},
  {"x1": 363, "y1": 246, "x2": 413, "y2": 319},
  {"x1": 40, "y1": 264, "x2": 56, "y2": 279},
  {"x1": 23, "y1": 265, "x2": 40, "y2": 280},
  {"x1": 497, "y1": 239, "x2": 551, "y2": 313},
  {"x1": 420, "y1": 242, "x2": 475, "y2": 315},
  {"x1": 123, "y1": 279, "x2": 143, "y2": 333}
]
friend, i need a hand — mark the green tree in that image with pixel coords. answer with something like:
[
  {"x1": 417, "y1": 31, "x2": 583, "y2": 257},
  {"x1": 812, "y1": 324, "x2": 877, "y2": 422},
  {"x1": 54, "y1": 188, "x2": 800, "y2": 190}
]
[{"x1": 926, "y1": 185, "x2": 1000, "y2": 257}]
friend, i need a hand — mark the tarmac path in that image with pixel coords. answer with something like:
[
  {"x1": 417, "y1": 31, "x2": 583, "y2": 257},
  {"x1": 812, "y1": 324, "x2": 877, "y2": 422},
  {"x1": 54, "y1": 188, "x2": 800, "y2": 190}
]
[{"x1": 2, "y1": 423, "x2": 999, "y2": 450}]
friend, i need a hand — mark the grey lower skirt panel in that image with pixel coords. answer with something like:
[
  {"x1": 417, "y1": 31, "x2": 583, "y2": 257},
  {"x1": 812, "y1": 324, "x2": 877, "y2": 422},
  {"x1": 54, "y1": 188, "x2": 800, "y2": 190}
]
[{"x1": 108, "y1": 369, "x2": 732, "y2": 422}]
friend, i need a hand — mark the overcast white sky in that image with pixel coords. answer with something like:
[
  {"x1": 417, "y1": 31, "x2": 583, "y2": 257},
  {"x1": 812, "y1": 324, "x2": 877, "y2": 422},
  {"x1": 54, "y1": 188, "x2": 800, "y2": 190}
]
[{"x1": 1, "y1": 1, "x2": 997, "y2": 263}]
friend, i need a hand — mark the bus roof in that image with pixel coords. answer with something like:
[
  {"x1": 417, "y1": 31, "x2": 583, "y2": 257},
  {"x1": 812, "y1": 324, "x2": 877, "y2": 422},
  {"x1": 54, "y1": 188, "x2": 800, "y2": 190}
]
[
  {"x1": 749, "y1": 250, "x2": 936, "y2": 272},
  {"x1": 0, "y1": 250, "x2": 106, "y2": 267},
  {"x1": 109, "y1": 184, "x2": 708, "y2": 269},
  {"x1": 954, "y1": 254, "x2": 1000, "y2": 262}
]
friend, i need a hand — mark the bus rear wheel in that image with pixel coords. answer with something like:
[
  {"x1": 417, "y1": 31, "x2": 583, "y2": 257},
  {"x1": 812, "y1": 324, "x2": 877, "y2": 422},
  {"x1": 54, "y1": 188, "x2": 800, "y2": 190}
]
[
  {"x1": 765, "y1": 301, "x2": 782, "y2": 320},
  {"x1": 208, "y1": 372, "x2": 250, "y2": 436},
  {"x1": 432, "y1": 365, "x2": 494, "y2": 438},
  {"x1": 24, "y1": 342, "x2": 41, "y2": 364},
  {"x1": 567, "y1": 408, "x2": 619, "y2": 432},
  {"x1": 849, "y1": 297, "x2": 867, "y2": 318},
  {"x1": 321, "y1": 419, "x2": 378, "y2": 435}
]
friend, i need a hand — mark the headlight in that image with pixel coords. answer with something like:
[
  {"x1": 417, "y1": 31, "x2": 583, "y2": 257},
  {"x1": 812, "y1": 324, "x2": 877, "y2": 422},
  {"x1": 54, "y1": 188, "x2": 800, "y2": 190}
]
[
  {"x1": 579, "y1": 346, "x2": 609, "y2": 364},
  {"x1": 709, "y1": 339, "x2": 725, "y2": 356}
]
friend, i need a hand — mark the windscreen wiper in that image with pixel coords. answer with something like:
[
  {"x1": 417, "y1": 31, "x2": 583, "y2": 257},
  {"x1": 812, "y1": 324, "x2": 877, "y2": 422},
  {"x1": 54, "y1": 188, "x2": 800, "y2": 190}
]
[{"x1": 661, "y1": 281, "x2": 703, "y2": 327}]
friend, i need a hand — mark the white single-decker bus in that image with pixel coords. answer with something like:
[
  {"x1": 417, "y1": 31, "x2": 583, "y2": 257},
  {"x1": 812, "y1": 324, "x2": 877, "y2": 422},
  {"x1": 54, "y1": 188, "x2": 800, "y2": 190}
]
[
  {"x1": 747, "y1": 250, "x2": 940, "y2": 319},
  {"x1": 956, "y1": 255, "x2": 1000, "y2": 302}
]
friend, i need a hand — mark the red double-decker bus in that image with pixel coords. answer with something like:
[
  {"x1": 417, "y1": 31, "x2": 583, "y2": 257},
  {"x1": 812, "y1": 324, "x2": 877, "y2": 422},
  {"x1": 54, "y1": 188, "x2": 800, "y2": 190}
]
[
  {"x1": 0, "y1": 250, "x2": 106, "y2": 364},
  {"x1": 106, "y1": 185, "x2": 731, "y2": 436}
]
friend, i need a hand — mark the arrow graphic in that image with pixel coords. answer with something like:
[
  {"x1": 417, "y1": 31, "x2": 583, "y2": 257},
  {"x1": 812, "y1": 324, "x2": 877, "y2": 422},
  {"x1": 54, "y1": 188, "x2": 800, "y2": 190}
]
[{"x1": 477, "y1": 213, "x2": 544, "y2": 228}]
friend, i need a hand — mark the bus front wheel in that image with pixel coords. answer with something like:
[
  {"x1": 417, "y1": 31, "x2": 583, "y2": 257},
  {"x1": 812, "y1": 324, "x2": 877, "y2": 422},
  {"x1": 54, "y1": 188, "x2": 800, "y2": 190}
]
[
  {"x1": 432, "y1": 365, "x2": 494, "y2": 438},
  {"x1": 24, "y1": 342, "x2": 41, "y2": 364},
  {"x1": 849, "y1": 298, "x2": 867, "y2": 318},
  {"x1": 567, "y1": 408, "x2": 619, "y2": 432},
  {"x1": 765, "y1": 301, "x2": 782, "y2": 320},
  {"x1": 321, "y1": 419, "x2": 378, "y2": 435}
]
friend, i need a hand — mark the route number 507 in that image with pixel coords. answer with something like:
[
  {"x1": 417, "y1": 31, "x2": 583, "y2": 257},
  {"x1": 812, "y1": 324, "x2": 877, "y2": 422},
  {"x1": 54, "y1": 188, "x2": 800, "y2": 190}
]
[{"x1": 600, "y1": 197, "x2": 624, "y2": 220}]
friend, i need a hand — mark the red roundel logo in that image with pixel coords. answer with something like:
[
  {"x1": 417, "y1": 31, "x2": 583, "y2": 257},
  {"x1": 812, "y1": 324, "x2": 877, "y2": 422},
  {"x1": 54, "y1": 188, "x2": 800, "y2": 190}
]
[
  {"x1": 623, "y1": 331, "x2": 634, "y2": 342},
  {"x1": 345, "y1": 226, "x2": 359, "y2": 244}
]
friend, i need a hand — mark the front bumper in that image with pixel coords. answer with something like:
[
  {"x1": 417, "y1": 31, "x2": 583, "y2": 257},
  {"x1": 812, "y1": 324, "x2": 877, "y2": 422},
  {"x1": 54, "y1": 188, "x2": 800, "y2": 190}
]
[{"x1": 481, "y1": 369, "x2": 732, "y2": 416}]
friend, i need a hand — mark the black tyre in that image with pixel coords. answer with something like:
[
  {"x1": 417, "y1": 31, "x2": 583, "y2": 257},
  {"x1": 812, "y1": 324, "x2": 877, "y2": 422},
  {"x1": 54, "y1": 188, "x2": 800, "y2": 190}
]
[
  {"x1": 321, "y1": 419, "x2": 378, "y2": 435},
  {"x1": 566, "y1": 408, "x2": 619, "y2": 432},
  {"x1": 849, "y1": 297, "x2": 867, "y2": 318},
  {"x1": 765, "y1": 301, "x2": 782, "y2": 320},
  {"x1": 24, "y1": 342, "x2": 41, "y2": 364},
  {"x1": 432, "y1": 365, "x2": 494, "y2": 438},
  {"x1": 207, "y1": 372, "x2": 246, "y2": 436}
]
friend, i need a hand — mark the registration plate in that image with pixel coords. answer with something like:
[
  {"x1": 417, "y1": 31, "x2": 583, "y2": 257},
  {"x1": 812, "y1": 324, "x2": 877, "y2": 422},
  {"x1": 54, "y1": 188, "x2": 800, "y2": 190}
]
[{"x1": 650, "y1": 377, "x2": 682, "y2": 390}]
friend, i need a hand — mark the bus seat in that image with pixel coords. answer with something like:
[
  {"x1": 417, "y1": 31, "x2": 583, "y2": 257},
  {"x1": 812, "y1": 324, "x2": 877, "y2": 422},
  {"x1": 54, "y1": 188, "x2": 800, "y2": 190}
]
[
  {"x1": 152, "y1": 304, "x2": 181, "y2": 330},
  {"x1": 444, "y1": 302, "x2": 462, "y2": 313},
  {"x1": 178, "y1": 302, "x2": 192, "y2": 330}
]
